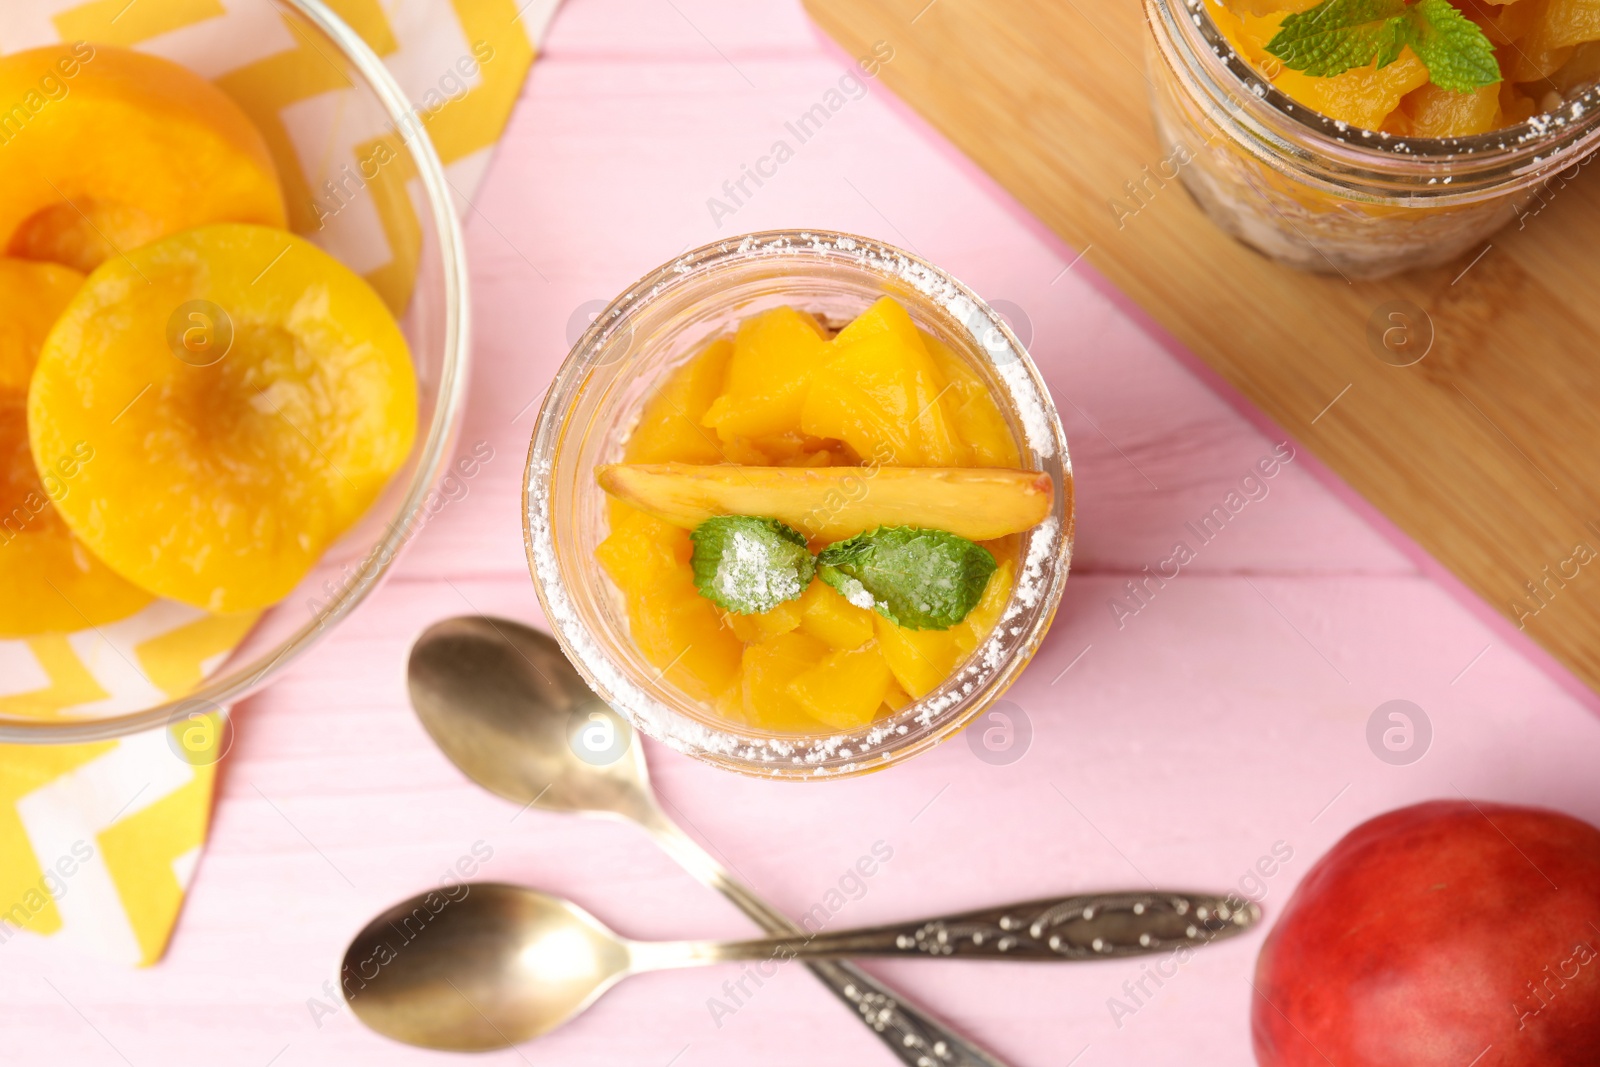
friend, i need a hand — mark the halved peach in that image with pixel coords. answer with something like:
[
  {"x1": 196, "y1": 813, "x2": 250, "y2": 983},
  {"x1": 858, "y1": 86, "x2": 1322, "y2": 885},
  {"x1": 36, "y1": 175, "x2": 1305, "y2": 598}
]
[
  {"x1": 29, "y1": 225, "x2": 416, "y2": 613},
  {"x1": 0, "y1": 44, "x2": 285, "y2": 273},
  {"x1": 0, "y1": 259, "x2": 151, "y2": 635},
  {"x1": 596, "y1": 462, "x2": 1052, "y2": 542}
]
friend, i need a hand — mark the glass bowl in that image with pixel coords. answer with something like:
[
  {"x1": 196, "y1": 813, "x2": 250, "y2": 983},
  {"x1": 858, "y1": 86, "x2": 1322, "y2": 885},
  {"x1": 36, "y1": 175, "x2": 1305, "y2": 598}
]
[
  {"x1": 0, "y1": 0, "x2": 470, "y2": 743},
  {"x1": 1145, "y1": 0, "x2": 1600, "y2": 278},
  {"x1": 524, "y1": 230, "x2": 1074, "y2": 780}
]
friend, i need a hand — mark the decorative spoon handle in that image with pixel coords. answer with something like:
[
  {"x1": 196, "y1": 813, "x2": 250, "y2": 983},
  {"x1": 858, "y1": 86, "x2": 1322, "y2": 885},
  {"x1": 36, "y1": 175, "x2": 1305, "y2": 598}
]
[
  {"x1": 696, "y1": 891, "x2": 1259, "y2": 964},
  {"x1": 643, "y1": 812, "x2": 1009, "y2": 1067}
]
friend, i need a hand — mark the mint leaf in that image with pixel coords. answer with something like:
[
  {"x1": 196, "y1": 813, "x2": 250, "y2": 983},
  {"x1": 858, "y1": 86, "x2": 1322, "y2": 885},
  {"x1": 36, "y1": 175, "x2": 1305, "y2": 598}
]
[
  {"x1": 817, "y1": 526, "x2": 997, "y2": 631},
  {"x1": 1405, "y1": 0, "x2": 1499, "y2": 93},
  {"x1": 1266, "y1": 0, "x2": 1409, "y2": 77},
  {"x1": 1265, "y1": 0, "x2": 1501, "y2": 95},
  {"x1": 691, "y1": 516, "x2": 815, "y2": 615}
]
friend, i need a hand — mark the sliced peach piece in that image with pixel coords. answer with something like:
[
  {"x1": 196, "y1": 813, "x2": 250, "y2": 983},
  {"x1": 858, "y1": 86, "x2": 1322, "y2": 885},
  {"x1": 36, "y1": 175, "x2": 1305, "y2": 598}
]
[
  {"x1": 882, "y1": 680, "x2": 913, "y2": 712},
  {"x1": 1554, "y1": 39, "x2": 1600, "y2": 91},
  {"x1": 595, "y1": 463, "x2": 1052, "y2": 542},
  {"x1": 0, "y1": 45, "x2": 285, "y2": 273},
  {"x1": 722, "y1": 598, "x2": 803, "y2": 643},
  {"x1": 1526, "y1": 0, "x2": 1600, "y2": 50},
  {"x1": 1465, "y1": 0, "x2": 1544, "y2": 46},
  {"x1": 1498, "y1": 81, "x2": 1540, "y2": 122},
  {"x1": 596, "y1": 505, "x2": 689, "y2": 586},
  {"x1": 875, "y1": 616, "x2": 960, "y2": 699},
  {"x1": 788, "y1": 643, "x2": 893, "y2": 730},
  {"x1": 597, "y1": 506, "x2": 742, "y2": 702},
  {"x1": 953, "y1": 560, "x2": 1015, "y2": 657},
  {"x1": 802, "y1": 297, "x2": 967, "y2": 466},
  {"x1": 631, "y1": 585, "x2": 743, "y2": 701},
  {"x1": 801, "y1": 370, "x2": 920, "y2": 465},
  {"x1": 1401, "y1": 83, "x2": 1503, "y2": 137},
  {"x1": 0, "y1": 259, "x2": 151, "y2": 635},
  {"x1": 29, "y1": 225, "x2": 415, "y2": 613},
  {"x1": 1274, "y1": 50, "x2": 1431, "y2": 130},
  {"x1": 1218, "y1": 0, "x2": 1319, "y2": 15},
  {"x1": 740, "y1": 631, "x2": 831, "y2": 732},
  {"x1": 796, "y1": 579, "x2": 876, "y2": 650},
  {"x1": 920, "y1": 332, "x2": 1022, "y2": 468},
  {"x1": 1208, "y1": 1, "x2": 1290, "y2": 76},
  {"x1": 624, "y1": 338, "x2": 733, "y2": 464},
  {"x1": 701, "y1": 307, "x2": 828, "y2": 442}
]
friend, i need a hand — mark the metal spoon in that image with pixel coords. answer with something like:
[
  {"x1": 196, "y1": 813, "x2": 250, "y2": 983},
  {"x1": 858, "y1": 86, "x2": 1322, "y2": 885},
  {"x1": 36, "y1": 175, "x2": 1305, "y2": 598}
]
[
  {"x1": 342, "y1": 881, "x2": 1258, "y2": 1051},
  {"x1": 405, "y1": 615, "x2": 1010, "y2": 1065},
  {"x1": 401, "y1": 616, "x2": 1259, "y2": 1060}
]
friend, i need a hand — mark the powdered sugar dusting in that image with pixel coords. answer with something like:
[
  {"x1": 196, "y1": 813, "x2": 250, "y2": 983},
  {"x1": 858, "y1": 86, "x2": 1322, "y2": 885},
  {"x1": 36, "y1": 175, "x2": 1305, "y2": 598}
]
[
  {"x1": 835, "y1": 574, "x2": 880, "y2": 612},
  {"x1": 712, "y1": 528, "x2": 805, "y2": 607}
]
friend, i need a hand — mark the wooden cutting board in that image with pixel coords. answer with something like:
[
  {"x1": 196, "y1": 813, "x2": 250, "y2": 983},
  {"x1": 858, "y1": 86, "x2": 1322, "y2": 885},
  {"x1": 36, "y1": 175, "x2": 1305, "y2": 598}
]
[{"x1": 806, "y1": 0, "x2": 1600, "y2": 696}]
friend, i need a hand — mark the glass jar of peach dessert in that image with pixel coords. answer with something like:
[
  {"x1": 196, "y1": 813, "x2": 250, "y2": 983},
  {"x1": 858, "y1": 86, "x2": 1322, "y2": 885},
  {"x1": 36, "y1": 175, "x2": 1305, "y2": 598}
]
[
  {"x1": 1145, "y1": 0, "x2": 1600, "y2": 277},
  {"x1": 525, "y1": 231, "x2": 1073, "y2": 779}
]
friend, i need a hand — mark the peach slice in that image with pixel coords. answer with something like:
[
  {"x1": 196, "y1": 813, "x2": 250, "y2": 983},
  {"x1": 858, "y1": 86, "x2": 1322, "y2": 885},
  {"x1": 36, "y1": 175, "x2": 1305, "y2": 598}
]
[
  {"x1": 624, "y1": 338, "x2": 733, "y2": 464},
  {"x1": 1399, "y1": 83, "x2": 1503, "y2": 137},
  {"x1": 788, "y1": 643, "x2": 893, "y2": 730},
  {"x1": 874, "y1": 616, "x2": 960, "y2": 699},
  {"x1": 795, "y1": 579, "x2": 876, "y2": 649},
  {"x1": 700, "y1": 307, "x2": 828, "y2": 442},
  {"x1": 1219, "y1": 0, "x2": 1319, "y2": 15},
  {"x1": 596, "y1": 505, "x2": 743, "y2": 702},
  {"x1": 800, "y1": 297, "x2": 966, "y2": 466},
  {"x1": 1526, "y1": 0, "x2": 1600, "y2": 51},
  {"x1": 29, "y1": 225, "x2": 416, "y2": 613},
  {"x1": 596, "y1": 462, "x2": 1052, "y2": 542},
  {"x1": 0, "y1": 259, "x2": 151, "y2": 634},
  {"x1": 920, "y1": 332, "x2": 1022, "y2": 468},
  {"x1": 1274, "y1": 51, "x2": 1431, "y2": 131},
  {"x1": 739, "y1": 630, "x2": 831, "y2": 732},
  {"x1": 0, "y1": 45, "x2": 285, "y2": 274},
  {"x1": 722, "y1": 598, "x2": 804, "y2": 643}
]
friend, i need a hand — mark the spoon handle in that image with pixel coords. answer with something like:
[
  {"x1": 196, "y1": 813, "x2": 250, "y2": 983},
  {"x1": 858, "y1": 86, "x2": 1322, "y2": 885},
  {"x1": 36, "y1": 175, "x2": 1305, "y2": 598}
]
[
  {"x1": 696, "y1": 891, "x2": 1260, "y2": 963},
  {"x1": 642, "y1": 811, "x2": 1011, "y2": 1067}
]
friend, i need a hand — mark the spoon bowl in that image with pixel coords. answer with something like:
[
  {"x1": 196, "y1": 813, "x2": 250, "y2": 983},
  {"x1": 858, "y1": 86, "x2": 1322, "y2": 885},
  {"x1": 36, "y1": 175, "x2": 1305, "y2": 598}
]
[
  {"x1": 341, "y1": 883, "x2": 629, "y2": 1052},
  {"x1": 408, "y1": 615, "x2": 651, "y2": 822}
]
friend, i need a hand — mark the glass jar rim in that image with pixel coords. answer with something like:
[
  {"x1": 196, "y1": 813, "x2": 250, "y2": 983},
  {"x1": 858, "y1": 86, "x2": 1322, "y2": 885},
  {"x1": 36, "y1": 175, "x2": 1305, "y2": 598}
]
[
  {"x1": 523, "y1": 229, "x2": 1075, "y2": 780},
  {"x1": 1149, "y1": 0, "x2": 1600, "y2": 198}
]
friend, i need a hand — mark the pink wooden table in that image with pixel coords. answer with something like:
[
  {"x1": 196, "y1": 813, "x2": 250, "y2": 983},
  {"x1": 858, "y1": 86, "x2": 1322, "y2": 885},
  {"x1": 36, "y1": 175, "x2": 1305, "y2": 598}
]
[{"x1": 6, "y1": 1, "x2": 1600, "y2": 1064}]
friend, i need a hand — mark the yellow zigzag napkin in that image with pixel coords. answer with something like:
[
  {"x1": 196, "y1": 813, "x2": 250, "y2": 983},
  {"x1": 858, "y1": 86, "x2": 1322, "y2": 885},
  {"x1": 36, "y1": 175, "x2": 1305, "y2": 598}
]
[{"x1": 0, "y1": 0, "x2": 554, "y2": 965}]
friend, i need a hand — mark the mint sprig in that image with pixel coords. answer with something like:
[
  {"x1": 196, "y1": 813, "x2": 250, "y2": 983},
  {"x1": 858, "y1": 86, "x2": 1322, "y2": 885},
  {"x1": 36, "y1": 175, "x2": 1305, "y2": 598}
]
[
  {"x1": 1265, "y1": 0, "x2": 1499, "y2": 94},
  {"x1": 1265, "y1": 0, "x2": 1409, "y2": 76},
  {"x1": 817, "y1": 527, "x2": 997, "y2": 631},
  {"x1": 1405, "y1": 0, "x2": 1500, "y2": 93},
  {"x1": 691, "y1": 516, "x2": 815, "y2": 615}
]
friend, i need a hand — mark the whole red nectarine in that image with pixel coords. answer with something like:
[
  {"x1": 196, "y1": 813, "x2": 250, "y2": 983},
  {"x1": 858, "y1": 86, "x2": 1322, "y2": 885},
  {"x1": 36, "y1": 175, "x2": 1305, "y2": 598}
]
[{"x1": 1253, "y1": 800, "x2": 1600, "y2": 1065}]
